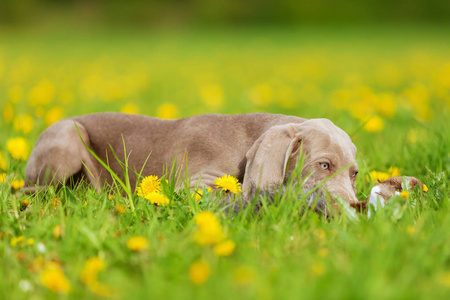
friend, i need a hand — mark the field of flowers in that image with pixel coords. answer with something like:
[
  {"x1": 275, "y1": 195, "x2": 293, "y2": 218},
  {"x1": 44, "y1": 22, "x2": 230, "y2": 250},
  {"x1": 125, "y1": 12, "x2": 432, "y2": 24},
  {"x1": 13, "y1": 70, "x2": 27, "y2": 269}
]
[{"x1": 0, "y1": 26, "x2": 449, "y2": 299}]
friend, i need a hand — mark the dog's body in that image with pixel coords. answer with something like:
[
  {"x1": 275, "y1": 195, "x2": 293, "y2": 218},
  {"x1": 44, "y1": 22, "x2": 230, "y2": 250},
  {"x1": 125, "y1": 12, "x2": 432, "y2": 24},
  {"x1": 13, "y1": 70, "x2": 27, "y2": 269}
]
[{"x1": 24, "y1": 112, "x2": 360, "y2": 206}]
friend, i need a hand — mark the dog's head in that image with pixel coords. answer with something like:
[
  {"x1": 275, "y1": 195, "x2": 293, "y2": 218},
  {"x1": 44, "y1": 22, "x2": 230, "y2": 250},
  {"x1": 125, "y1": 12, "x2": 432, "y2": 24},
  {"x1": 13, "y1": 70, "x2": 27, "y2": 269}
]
[{"x1": 242, "y1": 119, "x2": 358, "y2": 206}]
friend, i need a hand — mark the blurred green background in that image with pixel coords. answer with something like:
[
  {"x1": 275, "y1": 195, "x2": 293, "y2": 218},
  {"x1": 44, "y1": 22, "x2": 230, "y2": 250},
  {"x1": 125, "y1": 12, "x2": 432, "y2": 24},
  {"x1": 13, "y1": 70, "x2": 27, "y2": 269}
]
[{"x1": 1, "y1": 0, "x2": 450, "y2": 27}]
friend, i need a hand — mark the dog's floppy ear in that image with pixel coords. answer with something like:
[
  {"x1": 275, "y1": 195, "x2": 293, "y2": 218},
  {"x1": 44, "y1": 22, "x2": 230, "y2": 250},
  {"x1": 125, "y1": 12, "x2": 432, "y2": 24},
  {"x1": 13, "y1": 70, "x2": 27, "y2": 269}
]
[{"x1": 242, "y1": 123, "x2": 303, "y2": 196}]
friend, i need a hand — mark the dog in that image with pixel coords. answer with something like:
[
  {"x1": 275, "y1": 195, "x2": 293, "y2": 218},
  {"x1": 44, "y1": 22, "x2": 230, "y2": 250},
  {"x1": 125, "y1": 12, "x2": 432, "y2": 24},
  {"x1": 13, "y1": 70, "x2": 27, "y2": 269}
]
[{"x1": 23, "y1": 112, "x2": 412, "y2": 210}]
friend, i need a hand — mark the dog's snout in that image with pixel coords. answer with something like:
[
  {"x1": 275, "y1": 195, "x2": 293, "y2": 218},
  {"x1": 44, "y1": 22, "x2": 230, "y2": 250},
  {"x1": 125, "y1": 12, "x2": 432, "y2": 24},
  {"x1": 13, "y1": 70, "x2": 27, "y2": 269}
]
[
  {"x1": 331, "y1": 190, "x2": 359, "y2": 204},
  {"x1": 326, "y1": 176, "x2": 359, "y2": 205}
]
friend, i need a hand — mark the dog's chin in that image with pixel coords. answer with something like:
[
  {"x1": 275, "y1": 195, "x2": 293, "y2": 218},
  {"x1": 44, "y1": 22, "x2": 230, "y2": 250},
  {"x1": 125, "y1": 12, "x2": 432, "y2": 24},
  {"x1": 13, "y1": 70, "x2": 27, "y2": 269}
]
[
  {"x1": 242, "y1": 181, "x2": 363, "y2": 218},
  {"x1": 300, "y1": 184, "x2": 334, "y2": 218},
  {"x1": 294, "y1": 185, "x2": 364, "y2": 218},
  {"x1": 244, "y1": 182, "x2": 334, "y2": 216}
]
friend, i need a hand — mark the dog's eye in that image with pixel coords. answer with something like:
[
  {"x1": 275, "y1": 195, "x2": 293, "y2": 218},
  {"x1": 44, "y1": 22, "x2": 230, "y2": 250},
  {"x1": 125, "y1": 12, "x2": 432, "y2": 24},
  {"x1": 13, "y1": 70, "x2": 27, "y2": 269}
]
[
  {"x1": 320, "y1": 162, "x2": 330, "y2": 170},
  {"x1": 352, "y1": 171, "x2": 359, "y2": 178}
]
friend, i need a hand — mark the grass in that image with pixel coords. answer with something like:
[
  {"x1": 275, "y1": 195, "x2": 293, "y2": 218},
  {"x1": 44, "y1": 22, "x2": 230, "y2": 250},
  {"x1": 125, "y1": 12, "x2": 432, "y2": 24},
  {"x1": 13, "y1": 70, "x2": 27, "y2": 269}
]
[{"x1": 0, "y1": 25, "x2": 449, "y2": 299}]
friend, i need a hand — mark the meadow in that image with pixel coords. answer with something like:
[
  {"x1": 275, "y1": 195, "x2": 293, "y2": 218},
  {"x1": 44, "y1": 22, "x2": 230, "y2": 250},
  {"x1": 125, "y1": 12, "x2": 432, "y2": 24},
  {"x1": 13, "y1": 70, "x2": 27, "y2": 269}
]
[{"x1": 0, "y1": 25, "x2": 449, "y2": 299}]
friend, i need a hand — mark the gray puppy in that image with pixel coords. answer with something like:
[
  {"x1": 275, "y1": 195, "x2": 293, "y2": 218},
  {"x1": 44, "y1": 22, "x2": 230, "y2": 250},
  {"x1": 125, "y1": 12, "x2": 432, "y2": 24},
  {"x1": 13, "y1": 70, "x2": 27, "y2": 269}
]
[{"x1": 24, "y1": 113, "x2": 360, "y2": 209}]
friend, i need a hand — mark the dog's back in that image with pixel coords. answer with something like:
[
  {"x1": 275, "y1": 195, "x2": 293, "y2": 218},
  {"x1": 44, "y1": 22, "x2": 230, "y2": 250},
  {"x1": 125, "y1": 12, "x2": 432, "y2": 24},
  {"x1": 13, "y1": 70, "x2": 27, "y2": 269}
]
[{"x1": 25, "y1": 112, "x2": 306, "y2": 192}]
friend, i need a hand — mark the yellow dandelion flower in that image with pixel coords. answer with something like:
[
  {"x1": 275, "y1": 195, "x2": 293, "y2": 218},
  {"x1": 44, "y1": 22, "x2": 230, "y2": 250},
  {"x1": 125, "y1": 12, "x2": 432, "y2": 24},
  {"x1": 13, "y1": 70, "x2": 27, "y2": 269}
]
[
  {"x1": 189, "y1": 260, "x2": 210, "y2": 285},
  {"x1": 191, "y1": 189, "x2": 203, "y2": 201},
  {"x1": 367, "y1": 170, "x2": 390, "y2": 182},
  {"x1": 121, "y1": 103, "x2": 139, "y2": 115},
  {"x1": 115, "y1": 204, "x2": 126, "y2": 214},
  {"x1": 0, "y1": 152, "x2": 7, "y2": 170},
  {"x1": 406, "y1": 226, "x2": 415, "y2": 235},
  {"x1": 156, "y1": 103, "x2": 178, "y2": 119},
  {"x1": 79, "y1": 279, "x2": 114, "y2": 297},
  {"x1": 194, "y1": 211, "x2": 224, "y2": 245},
  {"x1": 422, "y1": 184, "x2": 428, "y2": 192},
  {"x1": 10, "y1": 235, "x2": 24, "y2": 247},
  {"x1": 191, "y1": 187, "x2": 213, "y2": 201},
  {"x1": 11, "y1": 179, "x2": 24, "y2": 190},
  {"x1": 318, "y1": 247, "x2": 329, "y2": 258},
  {"x1": 137, "y1": 175, "x2": 161, "y2": 197},
  {"x1": 213, "y1": 240, "x2": 236, "y2": 257},
  {"x1": 363, "y1": 116, "x2": 384, "y2": 133},
  {"x1": 13, "y1": 114, "x2": 34, "y2": 134},
  {"x1": 311, "y1": 261, "x2": 326, "y2": 276},
  {"x1": 214, "y1": 175, "x2": 241, "y2": 194},
  {"x1": 145, "y1": 192, "x2": 170, "y2": 206},
  {"x1": 315, "y1": 230, "x2": 327, "y2": 240},
  {"x1": 6, "y1": 137, "x2": 30, "y2": 160},
  {"x1": 400, "y1": 191, "x2": 409, "y2": 198},
  {"x1": 29, "y1": 79, "x2": 55, "y2": 107},
  {"x1": 21, "y1": 200, "x2": 30, "y2": 207},
  {"x1": 195, "y1": 211, "x2": 220, "y2": 228},
  {"x1": 388, "y1": 167, "x2": 400, "y2": 177},
  {"x1": 233, "y1": 266, "x2": 256, "y2": 286},
  {"x1": 376, "y1": 93, "x2": 397, "y2": 118},
  {"x1": 199, "y1": 84, "x2": 224, "y2": 108},
  {"x1": 367, "y1": 167, "x2": 400, "y2": 182},
  {"x1": 250, "y1": 84, "x2": 273, "y2": 107},
  {"x1": 108, "y1": 194, "x2": 115, "y2": 200},
  {"x1": 40, "y1": 262, "x2": 71, "y2": 294},
  {"x1": 80, "y1": 257, "x2": 106, "y2": 286},
  {"x1": 45, "y1": 107, "x2": 63, "y2": 126},
  {"x1": 52, "y1": 225, "x2": 62, "y2": 239},
  {"x1": 437, "y1": 271, "x2": 450, "y2": 288},
  {"x1": 52, "y1": 198, "x2": 61, "y2": 207},
  {"x1": 0, "y1": 173, "x2": 7, "y2": 183},
  {"x1": 127, "y1": 236, "x2": 149, "y2": 252},
  {"x1": 88, "y1": 282, "x2": 114, "y2": 298},
  {"x1": 27, "y1": 238, "x2": 34, "y2": 246}
]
